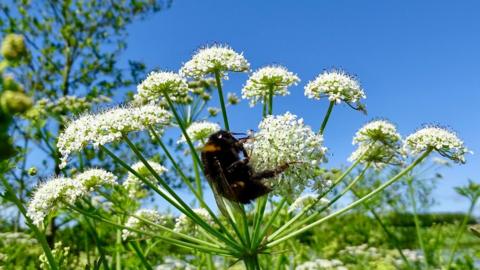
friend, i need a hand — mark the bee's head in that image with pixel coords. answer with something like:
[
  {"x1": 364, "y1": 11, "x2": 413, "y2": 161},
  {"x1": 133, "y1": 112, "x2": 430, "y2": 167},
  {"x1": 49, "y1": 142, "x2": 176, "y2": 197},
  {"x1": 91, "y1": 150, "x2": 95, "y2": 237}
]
[{"x1": 208, "y1": 130, "x2": 237, "y2": 146}]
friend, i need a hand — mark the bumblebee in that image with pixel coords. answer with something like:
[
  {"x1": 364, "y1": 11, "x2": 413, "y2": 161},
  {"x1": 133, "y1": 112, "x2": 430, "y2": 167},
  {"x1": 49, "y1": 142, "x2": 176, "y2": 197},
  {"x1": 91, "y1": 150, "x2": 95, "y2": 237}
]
[{"x1": 201, "y1": 130, "x2": 289, "y2": 204}]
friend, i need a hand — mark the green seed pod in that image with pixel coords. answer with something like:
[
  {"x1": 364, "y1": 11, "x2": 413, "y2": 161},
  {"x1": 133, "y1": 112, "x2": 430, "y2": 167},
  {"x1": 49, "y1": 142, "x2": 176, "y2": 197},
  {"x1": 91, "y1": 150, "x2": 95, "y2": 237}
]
[
  {"x1": 28, "y1": 167, "x2": 38, "y2": 176},
  {"x1": 1, "y1": 34, "x2": 27, "y2": 61},
  {"x1": 0, "y1": 90, "x2": 33, "y2": 115}
]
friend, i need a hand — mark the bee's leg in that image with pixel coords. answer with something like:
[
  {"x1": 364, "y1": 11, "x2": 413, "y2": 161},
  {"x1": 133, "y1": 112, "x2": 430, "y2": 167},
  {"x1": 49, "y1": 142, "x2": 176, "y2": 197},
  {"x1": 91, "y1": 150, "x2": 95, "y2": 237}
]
[{"x1": 251, "y1": 163, "x2": 290, "y2": 181}]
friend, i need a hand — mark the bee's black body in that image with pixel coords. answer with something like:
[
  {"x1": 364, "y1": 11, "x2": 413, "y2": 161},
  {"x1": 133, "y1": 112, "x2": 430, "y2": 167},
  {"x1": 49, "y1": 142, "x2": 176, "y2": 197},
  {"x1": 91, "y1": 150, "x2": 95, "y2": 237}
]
[{"x1": 201, "y1": 130, "x2": 288, "y2": 204}]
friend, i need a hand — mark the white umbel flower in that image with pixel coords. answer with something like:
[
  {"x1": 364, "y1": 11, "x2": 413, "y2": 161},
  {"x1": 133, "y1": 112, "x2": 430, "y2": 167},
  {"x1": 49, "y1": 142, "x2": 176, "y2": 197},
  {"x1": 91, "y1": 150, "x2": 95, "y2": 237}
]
[
  {"x1": 74, "y1": 169, "x2": 117, "y2": 191},
  {"x1": 403, "y1": 126, "x2": 469, "y2": 163},
  {"x1": 245, "y1": 112, "x2": 327, "y2": 198},
  {"x1": 296, "y1": 258, "x2": 346, "y2": 270},
  {"x1": 305, "y1": 70, "x2": 365, "y2": 104},
  {"x1": 57, "y1": 104, "x2": 171, "y2": 168},
  {"x1": 134, "y1": 71, "x2": 190, "y2": 104},
  {"x1": 288, "y1": 193, "x2": 330, "y2": 213},
  {"x1": 241, "y1": 65, "x2": 300, "y2": 107},
  {"x1": 174, "y1": 208, "x2": 213, "y2": 234},
  {"x1": 27, "y1": 177, "x2": 85, "y2": 227},
  {"x1": 123, "y1": 160, "x2": 168, "y2": 199},
  {"x1": 155, "y1": 258, "x2": 196, "y2": 270},
  {"x1": 122, "y1": 209, "x2": 171, "y2": 240},
  {"x1": 179, "y1": 44, "x2": 250, "y2": 78},
  {"x1": 178, "y1": 121, "x2": 220, "y2": 146},
  {"x1": 353, "y1": 120, "x2": 401, "y2": 146},
  {"x1": 349, "y1": 120, "x2": 403, "y2": 167}
]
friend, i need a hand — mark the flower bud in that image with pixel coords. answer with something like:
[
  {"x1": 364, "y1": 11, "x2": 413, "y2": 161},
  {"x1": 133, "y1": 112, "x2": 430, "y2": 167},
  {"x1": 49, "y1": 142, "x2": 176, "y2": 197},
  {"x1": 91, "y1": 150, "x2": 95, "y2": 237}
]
[
  {"x1": 0, "y1": 90, "x2": 33, "y2": 114},
  {"x1": 1, "y1": 34, "x2": 26, "y2": 61},
  {"x1": 27, "y1": 167, "x2": 37, "y2": 176}
]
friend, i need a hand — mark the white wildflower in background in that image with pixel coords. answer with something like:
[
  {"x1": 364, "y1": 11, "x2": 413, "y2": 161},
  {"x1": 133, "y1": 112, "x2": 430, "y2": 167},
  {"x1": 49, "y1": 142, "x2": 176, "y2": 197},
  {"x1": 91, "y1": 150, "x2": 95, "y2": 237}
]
[
  {"x1": 27, "y1": 177, "x2": 85, "y2": 227},
  {"x1": 122, "y1": 209, "x2": 172, "y2": 240},
  {"x1": 174, "y1": 208, "x2": 214, "y2": 234},
  {"x1": 296, "y1": 258, "x2": 346, "y2": 270},
  {"x1": 403, "y1": 126, "x2": 469, "y2": 163},
  {"x1": 134, "y1": 71, "x2": 190, "y2": 104},
  {"x1": 74, "y1": 168, "x2": 117, "y2": 191},
  {"x1": 288, "y1": 193, "x2": 330, "y2": 213},
  {"x1": 349, "y1": 120, "x2": 403, "y2": 167},
  {"x1": 245, "y1": 112, "x2": 327, "y2": 198},
  {"x1": 178, "y1": 121, "x2": 220, "y2": 146},
  {"x1": 241, "y1": 65, "x2": 300, "y2": 106},
  {"x1": 57, "y1": 104, "x2": 171, "y2": 168},
  {"x1": 305, "y1": 70, "x2": 365, "y2": 105},
  {"x1": 0, "y1": 232, "x2": 37, "y2": 245},
  {"x1": 155, "y1": 258, "x2": 196, "y2": 270},
  {"x1": 123, "y1": 160, "x2": 168, "y2": 199},
  {"x1": 179, "y1": 44, "x2": 250, "y2": 78}
]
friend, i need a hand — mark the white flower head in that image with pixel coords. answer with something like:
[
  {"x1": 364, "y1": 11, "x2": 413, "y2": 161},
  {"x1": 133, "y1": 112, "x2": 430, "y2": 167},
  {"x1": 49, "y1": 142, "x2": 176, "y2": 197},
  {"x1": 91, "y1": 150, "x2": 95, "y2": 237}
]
[
  {"x1": 350, "y1": 120, "x2": 403, "y2": 167},
  {"x1": 179, "y1": 44, "x2": 250, "y2": 79},
  {"x1": 27, "y1": 177, "x2": 85, "y2": 227},
  {"x1": 288, "y1": 193, "x2": 330, "y2": 213},
  {"x1": 123, "y1": 160, "x2": 168, "y2": 199},
  {"x1": 57, "y1": 104, "x2": 171, "y2": 168},
  {"x1": 155, "y1": 258, "x2": 196, "y2": 270},
  {"x1": 241, "y1": 65, "x2": 300, "y2": 107},
  {"x1": 305, "y1": 70, "x2": 366, "y2": 106},
  {"x1": 353, "y1": 120, "x2": 401, "y2": 146},
  {"x1": 245, "y1": 112, "x2": 327, "y2": 198},
  {"x1": 122, "y1": 209, "x2": 172, "y2": 240},
  {"x1": 174, "y1": 208, "x2": 213, "y2": 234},
  {"x1": 74, "y1": 168, "x2": 117, "y2": 191},
  {"x1": 403, "y1": 126, "x2": 469, "y2": 163},
  {"x1": 296, "y1": 258, "x2": 346, "y2": 270},
  {"x1": 178, "y1": 121, "x2": 220, "y2": 146},
  {"x1": 134, "y1": 71, "x2": 190, "y2": 104}
]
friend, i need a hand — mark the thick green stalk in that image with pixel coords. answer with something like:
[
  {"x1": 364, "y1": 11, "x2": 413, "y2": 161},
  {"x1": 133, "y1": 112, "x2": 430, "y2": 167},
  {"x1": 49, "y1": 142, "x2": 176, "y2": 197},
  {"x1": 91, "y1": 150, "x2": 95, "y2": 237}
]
[
  {"x1": 262, "y1": 97, "x2": 267, "y2": 118},
  {"x1": 407, "y1": 178, "x2": 429, "y2": 268},
  {"x1": 251, "y1": 196, "x2": 268, "y2": 247},
  {"x1": 446, "y1": 197, "x2": 477, "y2": 268},
  {"x1": 130, "y1": 242, "x2": 153, "y2": 270},
  {"x1": 115, "y1": 216, "x2": 122, "y2": 270},
  {"x1": 244, "y1": 254, "x2": 261, "y2": 270},
  {"x1": 268, "y1": 86, "x2": 274, "y2": 115},
  {"x1": 0, "y1": 177, "x2": 58, "y2": 270},
  {"x1": 214, "y1": 70, "x2": 230, "y2": 130},
  {"x1": 192, "y1": 156, "x2": 204, "y2": 204},
  {"x1": 253, "y1": 198, "x2": 287, "y2": 249},
  {"x1": 267, "y1": 149, "x2": 432, "y2": 247},
  {"x1": 319, "y1": 101, "x2": 335, "y2": 134},
  {"x1": 83, "y1": 217, "x2": 110, "y2": 270}
]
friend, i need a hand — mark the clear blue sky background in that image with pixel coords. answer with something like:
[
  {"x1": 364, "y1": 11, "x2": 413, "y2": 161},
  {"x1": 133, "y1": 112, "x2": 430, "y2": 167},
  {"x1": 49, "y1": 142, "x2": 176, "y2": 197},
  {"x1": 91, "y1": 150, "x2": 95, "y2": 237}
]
[{"x1": 120, "y1": 0, "x2": 480, "y2": 213}]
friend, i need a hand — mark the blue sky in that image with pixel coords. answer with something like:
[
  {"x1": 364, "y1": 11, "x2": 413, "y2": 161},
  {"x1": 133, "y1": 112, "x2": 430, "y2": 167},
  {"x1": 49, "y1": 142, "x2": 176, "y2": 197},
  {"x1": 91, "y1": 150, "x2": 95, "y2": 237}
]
[{"x1": 120, "y1": 0, "x2": 480, "y2": 213}]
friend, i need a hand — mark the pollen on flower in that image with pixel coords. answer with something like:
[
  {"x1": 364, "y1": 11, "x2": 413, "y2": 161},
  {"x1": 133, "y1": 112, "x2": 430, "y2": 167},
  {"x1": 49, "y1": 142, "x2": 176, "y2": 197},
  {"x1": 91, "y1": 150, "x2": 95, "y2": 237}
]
[
  {"x1": 178, "y1": 121, "x2": 220, "y2": 146},
  {"x1": 241, "y1": 65, "x2": 300, "y2": 107},
  {"x1": 27, "y1": 177, "x2": 85, "y2": 227},
  {"x1": 134, "y1": 71, "x2": 190, "y2": 104},
  {"x1": 122, "y1": 209, "x2": 172, "y2": 240},
  {"x1": 123, "y1": 160, "x2": 168, "y2": 199},
  {"x1": 244, "y1": 112, "x2": 327, "y2": 198},
  {"x1": 304, "y1": 70, "x2": 365, "y2": 105},
  {"x1": 74, "y1": 168, "x2": 118, "y2": 191},
  {"x1": 57, "y1": 104, "x2": 171, "y2": 168},
  {"x1": 179, "y1": 44, "x2": 250, "y2": 79},
  {"x1": 403, "y1": 126, "x2": 469, "y2": 163}
]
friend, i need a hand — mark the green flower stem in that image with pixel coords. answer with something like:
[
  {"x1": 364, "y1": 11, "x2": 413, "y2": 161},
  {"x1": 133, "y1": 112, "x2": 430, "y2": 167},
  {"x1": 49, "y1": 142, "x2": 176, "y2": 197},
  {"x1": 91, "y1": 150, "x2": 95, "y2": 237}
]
[
  {"x1": 350, "y1": 189, "x2": 412, "y2": 269},
  {"x1": 83, "y1": 217, "x2": 110, "y2": 270},
  {"x1": 115, "y1": 216, "x2": 122, "y2": 270},
  {"x1": 262, "y1": 97, "x2": 267, "y2": 118},
  {"x1": 446, "y1": 197, "x2": 478, "y2": 268},
  {"x1": 192, "y1": 156, "x2": 204, "y2": 204},
  {"x1": 244, "y1": 254, "x2": 261, "y2": 270},
  {"x1": 100, "y1": 145, "x2": 240, "y2": 250},
  {"x1": 272, "y1": 162, "x2": 372, "y2": 241},
  {"x1": 267, "y1": 156, "x2": 364, "y2": 241},
  {"x1": 268, "y1": 85, "x2": 274, "y2": 115},
  {"x1": 266, "y1": 149, "x2": 432, "y2": 248},
  {"x1": 129, "y1": 241, "x2": 153, "y2": 270},
  {"x1": 253, "y1": 198, "x2": 287, "y2": 249},
  {"x1": 214, "y1": 70, "x2": 230, "y2": 131},
  {"x1": 67, "y1": 204, "x2": 234, "y2": 256},
  {"x1": 250, "y1": 196, "x2": 268, "y2": 247},
  {"x1": 0, "y1": 177, "x2": 59, "y2": 270},
  {"x1": 161, "y1": 91, "x2": 246, "y2": 247},
  {"x1": 319, "y1": 101, "x2": 335, "y2": 134},
  {"x1": 407, "y1": 177, "x2": 429, "y2": 267},
  {"x1": 240, "y1": 205, "x2": 252, "y2": 248}
]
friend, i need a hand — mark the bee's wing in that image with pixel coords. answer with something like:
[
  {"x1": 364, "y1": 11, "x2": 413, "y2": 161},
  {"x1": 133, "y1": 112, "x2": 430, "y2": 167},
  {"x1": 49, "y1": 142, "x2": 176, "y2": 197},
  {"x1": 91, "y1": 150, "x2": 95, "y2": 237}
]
[{"x1": 209, "y1": 159, "x2": 238, "y2": 217}]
